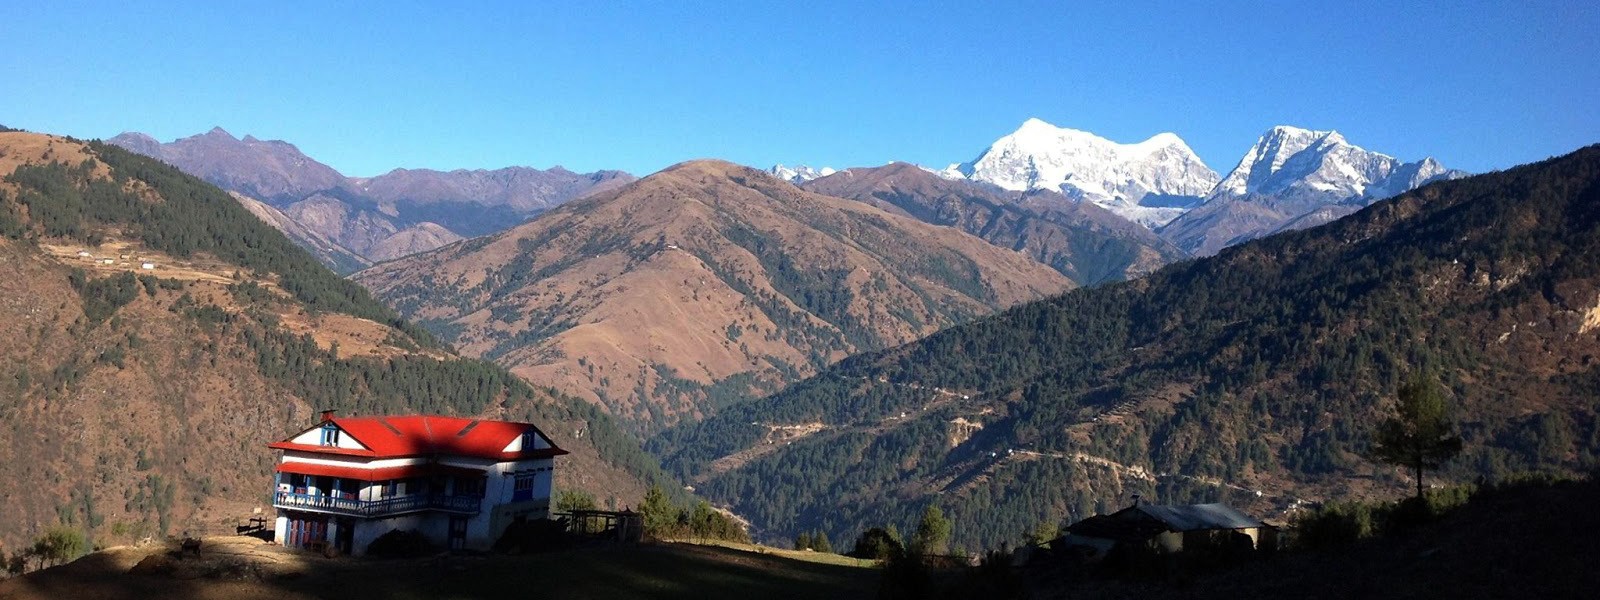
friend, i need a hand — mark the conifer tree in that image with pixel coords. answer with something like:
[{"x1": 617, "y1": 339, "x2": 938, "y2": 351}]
[
  {"x1": 1371, "y1": 376, "x2": 1463, "y2": 498},
  {"x1": 812, "y1": 529, "x2": 832, "y2": 553},
  {"x1": 640, "y1": 485, "x2": 676, "y2": 537},
  {"x1": 910, "y1": 505, "x2": 951, "y2": 555}
]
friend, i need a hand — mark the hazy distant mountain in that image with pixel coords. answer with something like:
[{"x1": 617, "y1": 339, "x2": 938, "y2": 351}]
[
  {"x1": 365, "y1": 222, "x2": 464, "y2": 262},
  {"x1": 356, "y1": 160, "x2": 1071, "y2": 433},
  {"x1": 108, "y1": 128, "x2": 348, "y2": 204},
  {"x1": 107, "y1": 129, "x2": 633, "y2": 270},
  {"x1": 945, "y1": 118, "x2": 1219, "y2": 228},
  {"x1": 352, "y1": 166, "x2": 635, "y2": 237},
  {"x1": 1160, "y1": 126, "x2": 1468, "y2": 256},
  {"x1": 229, "y1": 191, "x2": 371, "y2": 273},
  {"x1": 802, "y1": 162, "x2": 1185, "y2": 284}
]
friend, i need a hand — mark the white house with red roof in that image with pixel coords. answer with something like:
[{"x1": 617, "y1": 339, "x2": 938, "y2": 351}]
[{"x1": 268, "y1": 411, "x2": 567, "y2": 555}]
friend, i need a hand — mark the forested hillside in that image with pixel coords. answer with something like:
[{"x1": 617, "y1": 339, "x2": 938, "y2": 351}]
[
  {"x1": 0, "y1": 132, "x2": 677, "y2": 551},
  {"x1": 650, "y1": 145, "x2": 1600, "y2": 550}
]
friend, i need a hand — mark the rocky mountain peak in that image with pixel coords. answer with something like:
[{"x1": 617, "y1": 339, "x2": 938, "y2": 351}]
[{"x1": 201, "y1": 126, "x2": 236, "y2": 139}]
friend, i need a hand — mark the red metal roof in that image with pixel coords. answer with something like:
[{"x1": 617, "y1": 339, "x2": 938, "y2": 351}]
[
  {"x1": 268, "y1": 414, "x2": 569, "y2": 461},
  {"x1": 275, "y1": 461, "x2": 486, "y2": 481}
]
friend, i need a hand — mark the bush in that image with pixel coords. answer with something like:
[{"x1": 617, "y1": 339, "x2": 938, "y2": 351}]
[
  {"x1": 32, "y1": 526, "x2": 86, "y2": 567},
  {"x1": 1294, "y1": 501, "x2": 1376, "y2": 549},
  {"x1": 555, "y1": 489, "x2": 598, "y2": 513},
  {"x1": 850, "y1": 527, "x2": 904, "y2": 560},
  {"x1": 1294, "y1": 485, "x2": 1477, "y2": 549}
]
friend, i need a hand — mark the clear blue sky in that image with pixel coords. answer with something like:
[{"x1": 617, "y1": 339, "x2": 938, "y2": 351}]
[{"x1": 3, "y1": 1, "x2": 1596, "y2": 177}]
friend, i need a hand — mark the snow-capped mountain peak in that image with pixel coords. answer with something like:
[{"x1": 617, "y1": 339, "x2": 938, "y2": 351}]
[
  {"x1": 1213, "y1": 126, "x2": 1456, "y2": 201},
  {"x1": 950, "y1": 118, "x2": 1219, "y2": 227},
  {"x1": 769, "y1": 164, "x2": 836, "y2": 184}
]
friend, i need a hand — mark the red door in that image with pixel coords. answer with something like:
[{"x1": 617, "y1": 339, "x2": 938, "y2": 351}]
[{"x1": 287, "y1": 515, "x2": 328, "y2": 549}]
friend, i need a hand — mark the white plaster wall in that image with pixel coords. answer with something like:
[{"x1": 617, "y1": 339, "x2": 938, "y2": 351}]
[
  {"x1": 287, "y1": 425, "x2": 369, "y2": 450},
  {"x1": 280, "y1": 453, "x2": 424, "y2": 468},
  {"x1": 500, "y1": 430, "x2": 553, "y2": 452}
]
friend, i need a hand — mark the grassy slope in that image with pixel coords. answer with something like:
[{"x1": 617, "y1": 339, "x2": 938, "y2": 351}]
[{"x1": 0, "y1": 542, "x2": 878, "y2": 600}]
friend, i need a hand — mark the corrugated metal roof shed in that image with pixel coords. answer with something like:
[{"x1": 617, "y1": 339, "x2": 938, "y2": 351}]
[{"x1": 1133, "y1": 503, "x2": 1264, "y2": 531}]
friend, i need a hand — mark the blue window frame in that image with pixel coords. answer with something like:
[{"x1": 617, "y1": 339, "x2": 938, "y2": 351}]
[
  {"x1": 319, "y1": 423, "x2": 341, "y2": 446},
  {"x1": 513, "y1": 474, "x2": 535, "y2": 501}
]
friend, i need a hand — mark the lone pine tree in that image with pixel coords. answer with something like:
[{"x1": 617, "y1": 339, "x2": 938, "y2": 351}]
[{"x1": 1370, "y1": 376, "x2": 1463, "y2": 498}]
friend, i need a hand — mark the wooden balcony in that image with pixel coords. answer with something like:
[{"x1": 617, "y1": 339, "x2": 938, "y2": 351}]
[{"x1": 273, "y1": 491, "x2": 482, "y2": 517}]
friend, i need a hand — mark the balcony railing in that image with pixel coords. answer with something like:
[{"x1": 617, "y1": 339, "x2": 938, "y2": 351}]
[{"x1": 273, "y1": 491, "x2": 482, "y2": 517}]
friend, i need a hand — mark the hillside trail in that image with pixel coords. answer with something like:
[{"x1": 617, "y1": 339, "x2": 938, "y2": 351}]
[{"x1": 699, "y1": 375, "x2": 979, "y2": 482}]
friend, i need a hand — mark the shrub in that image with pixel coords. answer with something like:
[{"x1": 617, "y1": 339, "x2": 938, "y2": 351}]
[{"x1": 850, "y1": 527, "x2": 904, "y2": 560}]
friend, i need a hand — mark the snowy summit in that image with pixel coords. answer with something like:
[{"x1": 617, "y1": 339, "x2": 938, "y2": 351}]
[
  {"x1": 1212, "y1": 125, "x2": 1465, "y2": 202},
  {"x1": 946, "y1": 118, "x2": 1219, "y2": 227},
  {"x1": 769, "y1": 164, "x2": 837, "y2": 184}
]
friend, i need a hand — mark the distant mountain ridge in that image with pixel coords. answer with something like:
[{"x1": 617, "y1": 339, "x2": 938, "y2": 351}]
[
  {"x1": 355, "y1": 159, "x2": 1073, "y2": 434},
  {"x1": 780, "y1": 119, "x2": 1465, "y2": 258},
  {"x1": 1159, "y1": 125, "x2": 1469, "y2": 256},
  {"x1": 107, "y1": 129, "x2": 634, "y2": 271},
  {"x1": 801, "y1": 162, "x2": 1185, "y2": 284}
]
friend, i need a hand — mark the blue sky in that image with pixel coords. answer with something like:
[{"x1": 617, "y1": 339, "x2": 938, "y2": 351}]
[{"x1": 2, "y1": 1, "x2": 1596, "y2": 177}]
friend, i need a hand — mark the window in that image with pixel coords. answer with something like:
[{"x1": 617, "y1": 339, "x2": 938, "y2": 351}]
[
  {"x1": 319, "y1": 423, "x2": 341, "y2": 447},
  {"x1": 382, "y1": 480, "x2": 397, "y2": 497},
  {"x1": 513, "y1": 473, "x2": 535, "y2": 501},
  {"x1": 520, "y1": 431, "x2": 537, "y2": 451},
  {"x1": 455, "y1": 476, "x2": 485, "y2": 498}
]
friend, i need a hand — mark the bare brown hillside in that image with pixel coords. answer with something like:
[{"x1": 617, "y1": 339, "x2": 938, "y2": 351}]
[
  {"x1": 356, "y1": 160, "x2": 1073, "y2": 432},
  {"x1": 0, "y1": 132, "x2": 666, "y2": 553}
]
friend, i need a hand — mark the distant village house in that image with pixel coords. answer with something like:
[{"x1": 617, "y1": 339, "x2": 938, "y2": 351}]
[
  {"x1": 267, "y1": 412, "x2": 567, "y2": 556},
  {"x1": 1058, "y1": 501, "x2": 1275, "y2": 559}
]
